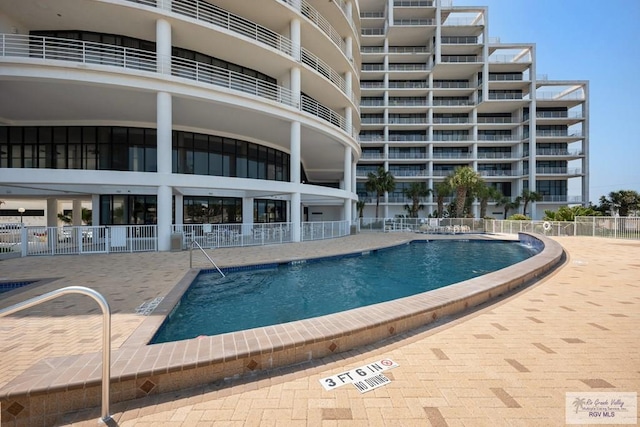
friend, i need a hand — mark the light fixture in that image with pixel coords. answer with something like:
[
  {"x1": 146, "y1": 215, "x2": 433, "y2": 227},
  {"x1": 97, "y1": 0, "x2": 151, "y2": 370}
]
[{"x1": 18, "y1": 207, "x2": 25, "y2": 224}]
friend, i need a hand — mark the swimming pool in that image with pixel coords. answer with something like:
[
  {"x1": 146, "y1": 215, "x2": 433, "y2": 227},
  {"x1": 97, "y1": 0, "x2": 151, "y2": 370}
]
[{"x1": 152, "y1": 240, "x2": 536, "y2": 343}]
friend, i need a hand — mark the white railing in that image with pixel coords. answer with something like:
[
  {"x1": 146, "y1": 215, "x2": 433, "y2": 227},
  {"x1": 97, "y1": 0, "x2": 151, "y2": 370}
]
[
  {"x1": 282, "y1": 0, "x2": 346, "y2": 52},
  {"x1": 301, "y1": 95, "x2": 347, "y2": 130},
  {"x1": 1, "y1": 34, "x2": 356, "y2": 133},
  {"x1": 301, "y1": 220, "x2": 350, "y2": 241}
]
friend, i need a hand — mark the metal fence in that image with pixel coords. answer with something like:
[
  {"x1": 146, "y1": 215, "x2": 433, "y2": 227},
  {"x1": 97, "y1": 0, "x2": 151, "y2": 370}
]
[
  {"x1": 1, "y1": 221, "x2": 352, "y2": 257},
  {"x1": 357, "y1": 216, "x2": 640, "y2": 240}
]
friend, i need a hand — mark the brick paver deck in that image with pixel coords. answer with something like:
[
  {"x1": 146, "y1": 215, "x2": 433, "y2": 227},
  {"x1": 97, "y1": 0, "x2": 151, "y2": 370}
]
[{"x1": 1, "y1": 234, "x2": 638, "y2": 426}]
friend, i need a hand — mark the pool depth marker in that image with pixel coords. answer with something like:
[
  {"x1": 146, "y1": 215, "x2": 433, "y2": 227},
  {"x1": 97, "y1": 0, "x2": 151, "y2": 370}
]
[{"x1": 319, "y1": 359, "x2": 399, "y2": 393}]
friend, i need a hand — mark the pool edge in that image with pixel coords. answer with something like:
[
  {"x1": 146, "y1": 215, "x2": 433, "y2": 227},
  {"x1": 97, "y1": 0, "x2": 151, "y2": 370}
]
[{"x1": 0, "y1": 232, "x2": 564, "y2": 423}]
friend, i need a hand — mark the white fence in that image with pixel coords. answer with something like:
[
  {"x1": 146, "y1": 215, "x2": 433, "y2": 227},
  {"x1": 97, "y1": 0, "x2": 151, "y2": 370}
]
[
  {"x1": 1, "y1": 221, "x2": 351, "y2": 257},
  {"x1": 357, "y1": 216, "x2": 640, "y2": 240}
]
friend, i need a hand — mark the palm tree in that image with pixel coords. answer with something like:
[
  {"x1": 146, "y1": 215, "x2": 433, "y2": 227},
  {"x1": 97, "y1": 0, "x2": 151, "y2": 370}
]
[
  {"x1": 434, "y1": 181, "x2": 451, "y2": 218},
  {"x1": 520, "y1": 189, "x2": 542, "y2": 217},
  {"x1": 356, "y1": 200, "x2": 366, "y2": 219},
  {"x1": 365, "y1": 166, "x2": 396, "y2": 219},
  {"x1": 403, "y1": 182, "x2": 431, "y2": 218},
  {"x1": 446, "y1": 166, "x2": 481, "y2": 218},
  {"x1": 476, "y1": 183, "x2": 502, "y2": 219},
  {"x1": 496, "y1": 195, "x2": 521, "y2": 219}
]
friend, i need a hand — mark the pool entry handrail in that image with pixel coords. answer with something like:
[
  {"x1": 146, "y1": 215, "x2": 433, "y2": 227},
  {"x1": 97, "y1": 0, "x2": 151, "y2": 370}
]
[
  {"x1": 189, "y1": 239, "x2": 226, "y2": 277},
  {"x1": 0, "y1": 286, "x2": 112, "y2": 424}
]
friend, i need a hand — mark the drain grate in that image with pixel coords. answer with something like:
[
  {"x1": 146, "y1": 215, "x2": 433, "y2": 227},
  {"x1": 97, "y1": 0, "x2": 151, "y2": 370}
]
[{"x1": 135, "y1": 297, "x2": 164, "y2": 315}]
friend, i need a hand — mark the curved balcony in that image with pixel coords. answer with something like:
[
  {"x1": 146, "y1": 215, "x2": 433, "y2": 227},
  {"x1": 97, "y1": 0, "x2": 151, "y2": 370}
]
[
  {"x1": 0, "y1": 34, "x2": 354, "y2": 136},
  {"x1": 125, "y1": 0, "x2": 355, "y2": 104}
]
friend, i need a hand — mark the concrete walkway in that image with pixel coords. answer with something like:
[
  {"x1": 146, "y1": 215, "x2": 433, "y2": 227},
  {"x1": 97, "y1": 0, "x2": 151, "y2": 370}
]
[{"x1": 1, "y1": 235, "x2": 638, "y2": 426}]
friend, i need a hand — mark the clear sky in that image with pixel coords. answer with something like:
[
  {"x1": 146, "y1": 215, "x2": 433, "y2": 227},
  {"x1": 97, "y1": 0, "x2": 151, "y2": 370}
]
[{"x1": 461, "y1": 0, "x2": 640, "y2": 203}]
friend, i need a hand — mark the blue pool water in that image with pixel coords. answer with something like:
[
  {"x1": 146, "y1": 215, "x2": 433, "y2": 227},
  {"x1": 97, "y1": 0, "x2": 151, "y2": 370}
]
[{"x1": 152, "y1": 240, "x2": 536, "y2": 343}]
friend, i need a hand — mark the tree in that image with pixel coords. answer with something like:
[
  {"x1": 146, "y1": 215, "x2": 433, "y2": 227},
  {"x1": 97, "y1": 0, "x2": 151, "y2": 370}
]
[
  {"x1": 476, "y1": 182, "x2": 502, "y2": 219},
  {"x1": 597, "y1": 190, "x2": 640, "y2": 216},
  {"x1": 446, "y1": 166, "x2": 481, "y2": 218},
  {"x1": 543, "y1": 205, "x2": 602, "y2": 222},
  {"x1": 520, "y1": 189, "x2": 543, "y2": 217},
  {"x1": 403, "y1": 182, "x2": 431, "y2": 218},
  {"x1": 496, "y1": 195, "x2": 521, "y2": 219},
  {"x1": 356, "y1": 200, "x2": 366, "y2": 219},
  {"x1": 434, "y1": 181, "x2": 451, "y2": 218},
  {"x1": 365, "y1": 166, "x2": 396, "y2": 219}
]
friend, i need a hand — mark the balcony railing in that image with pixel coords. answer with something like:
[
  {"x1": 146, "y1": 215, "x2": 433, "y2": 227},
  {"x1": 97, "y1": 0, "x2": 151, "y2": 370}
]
[
  {"x1": 432, "y1": 135, "x2": 470, "y2": 141},
  {"x1": 488, "y1": 74, "x2": 524, "y2": 81},
  {"x1": 535, "y1": 149, "x2": 583, "y2": 156},
  {"x1": 388, "y1": 152, "x2": 428, "y2": 159},
  {"x1": 360, "y1": 153, "x2": 386, "y2": 159},
  {"x1": 389, "y1": 64, "x2": 430, "y2": 71},
  {"x1": 394, "y1": 0, "x2": 434, "y2": 7},
  {"x1": 433, "y1": 117, "x2": 470, "y2": 124},
  {"x1": 478, "y1": 170, "x2": 520, "y2": 177},
  {"x1": 393, "y1": 19, "x2": 436, "y2": 26},
  {"x1": 361, "y1": 81, "x2": 385, "y2": 88},
  {"x1": 536, "y1": 111, "x2": 584, "y2": 119},
  {"x1": 441, "y1": 36, "x2": 478, "y2": 44},
  {"x1": 0, "y1": 34, "x2": 363, "y2": 134},
  {"x1": 477, "y1": 117, "x2": 513, "y2": 124},
  {"x1": 388, "y1": 118, "x2": 428, "y2": 124},
  {"x1": 358, "y1": 135, "x2": 384, "y2": 142},
  {"x1": 477, "y1": 152, "x2": 514, "y2": 159},
  {"x1": 389, "y1": 81, "x2": 429, "y2": 89},
  {"x1": 388, "y1": 134, "x2": 427, "y2": 142},
  {"x1": 477, "y1": 134, "x2": 518, "y2": 141},
  {"x1": 432, "y1": 99, "x2": 474, "y2": 106},
  {"x1": 488, "y1": 93, "x2": 523, "y2": 100},
  {"x1": 389, "y1": 170, "x2": 428, "y2": 177},
  {"x1": 535, "y1": 167, "x2": 582, "y2": 175},
  {"x1": 432, "y1": 152, "x2": 472, "y2": 159},
  {"x1": 388, "y1": 46, "x2": 429, "y2": 54},
  {"x1": 129, "y1": 0, "x2": 351, "y2": 99},
  {"x1": 535, "y1": 91, "x2": 585, "y2": 101},
  {"x1": 281, "y1": 0, "x2": 346, "y2": 52},
  {"x1": 536, "y1": 131, "x2": 583, "y2": 138},
  {"x1": 441, "y1": 55, "x2": 482, "y2": 63},
  {"x1": 362, "y1": 28, "x2": 385, "y2": 36},
  {"x1": 433, "y1": 81, "x2": 470, "y2": 89}
]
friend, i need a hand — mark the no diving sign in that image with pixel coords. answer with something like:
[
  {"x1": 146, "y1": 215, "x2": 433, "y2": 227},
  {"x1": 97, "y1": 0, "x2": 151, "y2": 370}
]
[{"x1": 319, "y1": 359, "x2": 399, "y2": 393}]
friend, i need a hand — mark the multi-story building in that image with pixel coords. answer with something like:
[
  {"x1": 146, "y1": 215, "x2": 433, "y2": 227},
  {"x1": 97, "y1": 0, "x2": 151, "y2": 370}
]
[
  {"x1": 0, "y1": 0, "x2": 362, "y2": 249},
  {"x1": 357, "y1": 0, "x2": 588, "y2": 220}
]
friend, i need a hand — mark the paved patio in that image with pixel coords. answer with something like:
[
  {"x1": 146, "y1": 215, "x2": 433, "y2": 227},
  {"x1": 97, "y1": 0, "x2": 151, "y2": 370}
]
[{"x1": 1, "y1": 234, "x2": 638, "y2": 426}]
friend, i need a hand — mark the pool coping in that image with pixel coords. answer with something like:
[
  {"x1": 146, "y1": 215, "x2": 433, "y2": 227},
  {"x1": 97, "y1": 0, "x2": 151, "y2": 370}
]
[{"x1": 0, "y1": 232, "x2": 564, "y2": 425}]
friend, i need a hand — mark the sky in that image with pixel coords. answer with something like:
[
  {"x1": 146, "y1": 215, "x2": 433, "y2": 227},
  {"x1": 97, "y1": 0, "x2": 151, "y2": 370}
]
[{"x1": 461, "y1": 0, "x2": 640, "y2": 203}]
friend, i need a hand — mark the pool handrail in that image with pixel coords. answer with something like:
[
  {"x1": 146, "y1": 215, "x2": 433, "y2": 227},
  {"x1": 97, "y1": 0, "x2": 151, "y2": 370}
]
[
  {"x1": 0, "y1": 286, "x2": 112, "y2": 424},
  {"x1": 189, "y1": 239, "x2": 225, "y2": 277}
]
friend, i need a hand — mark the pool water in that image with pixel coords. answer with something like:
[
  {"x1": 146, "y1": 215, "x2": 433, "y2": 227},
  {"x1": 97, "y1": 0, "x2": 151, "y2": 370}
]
[{"x1": 152, "y1": 240, "x2": 536, "y2": 343}]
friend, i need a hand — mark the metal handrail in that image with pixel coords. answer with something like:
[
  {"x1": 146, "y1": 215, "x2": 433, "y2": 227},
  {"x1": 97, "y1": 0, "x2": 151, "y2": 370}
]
[
  {"x1": 0, "y1": 286, "x2": 112, "y2": 423},
  {"x1": 189, "y1": 240, "x2": 225, "y2": 277}
]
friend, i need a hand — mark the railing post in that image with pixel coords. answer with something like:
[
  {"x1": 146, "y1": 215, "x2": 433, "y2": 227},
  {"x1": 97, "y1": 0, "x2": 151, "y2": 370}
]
[{"x1": 0, "y1": 286, "x2": 112, "y2": 423}]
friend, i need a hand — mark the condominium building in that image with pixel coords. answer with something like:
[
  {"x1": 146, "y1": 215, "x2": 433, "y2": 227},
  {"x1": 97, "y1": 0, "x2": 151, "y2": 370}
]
[
  {"x1": 0, "y1": 0, "x2": 362, "y2": 249},
  {"x1": 356, "y1": 0, "x2": 588, "y2": 220}
]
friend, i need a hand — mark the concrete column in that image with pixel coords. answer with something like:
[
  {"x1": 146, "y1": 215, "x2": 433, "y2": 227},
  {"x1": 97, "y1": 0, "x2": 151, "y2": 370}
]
[
  {"x1": 91, "y1": 194, "x2": 101, "y2": 226},
  {"x1": 291, "y1": 18, "x2": 301, "y2": 61},
  {"x1": 290, "y1": 121, "x2": 301, "y2": 184},
  {"x1": 291, "y1": 192, "x2": 301, "y2": 242},
  {"x1": 157, "y1": 185, "x2": 172, "y2": 251},
  {"x1": 157, "y1": 92, "x2": 172, "y2": 175},
  {"x1": 345, "y1": 106, "x2": 352, "y2": 135},
  {"x1": 290, "y1": 121, "x2": 301, "y2": 242},
  {"x1": 345, "y1": 35, "x2": 353, "y2": 61},
  {"x1": 242, "y1": 197, "x2": 253, "y2": 235},
  {"x1": 46, "y1": 199, "x2": 58, "y2": 227},
  {"x1": 174, "y1": 193, "x2": 183, "y2": 225},
  {"x1": 159, "y1": 0, "x2": 172, "y2": 11},
  {"x1": 156, "y1": 19, "x2": 172, "y2": 74},
  {"x1": 343, "y1": 146, "x2": 352, "y2": 193},
  {"x1": 72, "y1": 200, "x2": 82, "y2": 226}
]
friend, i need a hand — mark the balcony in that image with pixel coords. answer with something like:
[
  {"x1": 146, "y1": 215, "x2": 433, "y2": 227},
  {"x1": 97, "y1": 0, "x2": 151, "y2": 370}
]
[
  {"x1": 540, "y1": 195, "x2": 583, "y2": 203},
  {"x1": 360, "y1": 153, "x2": 386, "y2": 160},
  {"x1": 432, "y1": 99, "x2": 474, "y2": 107},
  {"x1": 477, "y1": 134, "x2": 518, "y2": 141},
  {"x1": 388, "y1": 152, "x2": 428, "y2": 160},
  {"x1": 441, "y1": 36, "x2": 478, "y2": 44},
  {"x1": 536, "y1": 131, "x2": 583, "y2": 138},
  {"x1": 535, "y1": 167, "x2": 582, "y2": 175},
  {"x1": 394, "y1": 0, "x2": 434, "y2": 6},
  {"x1": 535, "y1": 149, "x2": 583, "y2": 157},
  {"x1": 433, "y1": 117, "x2": 470, "y2": 124},
  {"x1": 477, "y1": 152, "x2": 514, "y2": 159},
  {"x1": 488, "y1": 93, "x2": 523, "y2": 100},
  {"x1": 441, "y1": 55, "x2": 482, "y2": 63},
  {"x1": 477, "y1": 117, "x2": 514, "y2": 124},
  {"x1": 389, "y1": 170, "x2": 428, "y2": 177},
  {"x1": 393, "y1": 19, "x2": 436, "y2": 26},
  {"x1": 432, "y1": 152, "x2": 472, "y2": 159},
  {"x1": 433, "y1": 81, "x2": 470, "y2": 89},
  {"x1": 478, "y1": 170, "x2": 520, "y2": 177}
]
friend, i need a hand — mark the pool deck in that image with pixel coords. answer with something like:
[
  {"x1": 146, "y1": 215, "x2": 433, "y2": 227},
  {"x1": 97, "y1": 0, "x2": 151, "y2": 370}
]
[{"x1": 0, "y1": 233, "x2": 639, "y2": 426}]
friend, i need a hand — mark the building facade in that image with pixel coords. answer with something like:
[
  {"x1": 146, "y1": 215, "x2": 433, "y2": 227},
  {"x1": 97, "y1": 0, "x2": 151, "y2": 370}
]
[
  {"x1": 357, "y1": 0, "x2": 588, "y2": 220},
  {"x1": 0, "y1": 0, "x2": 362, "y2": 249}
]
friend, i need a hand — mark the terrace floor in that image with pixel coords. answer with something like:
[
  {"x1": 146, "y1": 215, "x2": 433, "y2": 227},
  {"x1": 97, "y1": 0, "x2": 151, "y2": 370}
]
[{"x1": 0, "y1": 233, "x2": 638, "y2": 426}]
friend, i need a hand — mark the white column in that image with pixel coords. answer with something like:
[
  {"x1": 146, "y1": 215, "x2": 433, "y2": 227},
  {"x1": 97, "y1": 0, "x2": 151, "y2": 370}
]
[
  {"x1": 157, "y1": 92, "x2": 172, "y2": 175},
  {"x1": 156, "y1": 19, "x2": 171, "y2": 74},
  {"x1": 72, "y1": 200, "x2": 82, "y2": 226},
  {"x1": 290, "y1": 121, "x2": 301, "y2": 242},
  {"x1": 291, "y1": 18, "x2": 301, "y2": 62},
  {"x1": 242, "y1": 197, "x2": 253, "y2": 235},
  {"x1": 345, "y1": 35, "x2": 353, "y2": 62},
  {"x1": 291, "y1": 192, "x2": 301, "y2": 242},
  {"x1": 46, "y1": 199, "x2": 58, "y2": 227},
  {"x1": 344, "y1": 146, "x2": 352, "y2": 223},
  {"x1": 157, "y1": 185, "x2": 172, "y2": 251},
  {"x1": 91, "y1": 194, "x2": 101, "y2": 226},
  {"x1": 174, "y1": 193, "x2": 183, "y2": 225}
]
